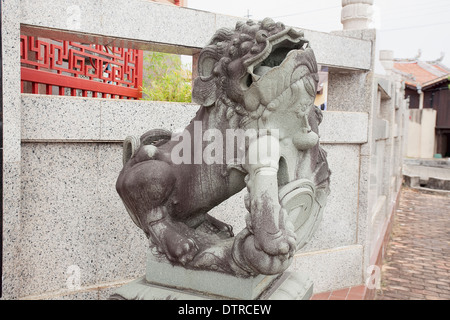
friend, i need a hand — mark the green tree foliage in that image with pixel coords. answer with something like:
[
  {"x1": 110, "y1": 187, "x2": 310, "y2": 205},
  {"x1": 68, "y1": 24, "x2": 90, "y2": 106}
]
[{"x1": 141, "y1": 52, "x2": 192, "y2": 102}]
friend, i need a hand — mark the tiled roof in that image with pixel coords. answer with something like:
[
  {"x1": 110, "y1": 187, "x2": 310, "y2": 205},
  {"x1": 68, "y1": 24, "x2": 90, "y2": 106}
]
[
  {"x1": 393, "y1": 60, "x2": 450, "y2": 88},
  {"x1": 433, "y1": 64, "x2": 450, "y2": 74}
]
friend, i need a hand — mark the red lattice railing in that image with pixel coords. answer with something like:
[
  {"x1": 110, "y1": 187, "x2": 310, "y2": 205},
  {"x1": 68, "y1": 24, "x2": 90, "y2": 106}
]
[{"x1": 20, "y1": 35, "x2": 143, "y2": 99}]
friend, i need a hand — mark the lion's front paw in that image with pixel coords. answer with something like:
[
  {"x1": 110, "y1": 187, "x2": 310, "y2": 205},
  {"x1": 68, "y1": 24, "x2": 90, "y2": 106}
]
[
  {"x1": 166, "y1": 235, "x2": 199, "y2": 265},
  {"x1": 254, "y1": 228, "x2": 296, "y2": 258},
  {"x1": 240, "y1": 231, "x2": 296, "y2": 275},
  {"x1": 150, "y1": 219, "x2": 199, "y2": 265}
]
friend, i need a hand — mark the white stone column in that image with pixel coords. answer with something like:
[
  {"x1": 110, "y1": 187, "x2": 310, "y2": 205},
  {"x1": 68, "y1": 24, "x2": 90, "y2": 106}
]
[
  {"x1": 341, "y1": 0, "x2": 374, "y2": 30},
  {"x1": 379, "y1": 50, "x2": 394, "y2": 76}
]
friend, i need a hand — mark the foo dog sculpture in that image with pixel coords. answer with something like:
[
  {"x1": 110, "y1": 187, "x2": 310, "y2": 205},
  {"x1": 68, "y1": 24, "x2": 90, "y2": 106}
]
[{"x1": 116, "y1": 18, "x2": 330, "y2": 278}]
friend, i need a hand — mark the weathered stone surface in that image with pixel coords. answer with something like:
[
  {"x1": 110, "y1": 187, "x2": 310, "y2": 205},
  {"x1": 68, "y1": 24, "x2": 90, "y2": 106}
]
[
  {"x1": 403, "y1": 175, "x2": 420, "y2": 188},
  {"x1": 427, "y1": 177, "x2": 450, "y2": 191},
  {"x1": 145, "y1": 251, "x2": 277, "y2": 300}
]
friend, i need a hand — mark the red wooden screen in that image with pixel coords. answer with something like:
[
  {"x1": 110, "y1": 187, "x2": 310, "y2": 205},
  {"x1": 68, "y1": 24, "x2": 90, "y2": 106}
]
[{"x1": 20, "y1": 35, "x2": 143, "y2": 99}]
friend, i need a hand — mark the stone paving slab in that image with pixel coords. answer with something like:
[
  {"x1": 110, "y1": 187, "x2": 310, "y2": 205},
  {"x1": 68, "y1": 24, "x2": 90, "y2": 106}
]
[{"x1": 376, "y1": 187, "x2": 450, "y2": 300}]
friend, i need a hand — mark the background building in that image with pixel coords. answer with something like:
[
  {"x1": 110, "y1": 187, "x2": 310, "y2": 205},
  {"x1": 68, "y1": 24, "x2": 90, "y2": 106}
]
[{"x1": 392, "y1": 53, "x2": 450, "y2": 158}]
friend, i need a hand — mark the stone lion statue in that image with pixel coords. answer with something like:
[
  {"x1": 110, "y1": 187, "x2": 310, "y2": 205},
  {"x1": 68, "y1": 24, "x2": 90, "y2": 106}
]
[{"x1": 116, "y1": 18, "x2": 330, "y2": 277}]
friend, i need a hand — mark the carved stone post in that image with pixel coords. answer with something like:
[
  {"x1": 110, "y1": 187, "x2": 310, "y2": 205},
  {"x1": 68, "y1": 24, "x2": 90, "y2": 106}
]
[{"x1": 341, "y1": 0, "x2": 374, "y2": 30}]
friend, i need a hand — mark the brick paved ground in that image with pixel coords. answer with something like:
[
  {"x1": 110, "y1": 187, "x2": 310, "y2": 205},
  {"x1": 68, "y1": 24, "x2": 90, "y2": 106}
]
[{"x1": 376, "y1": 187, "x2": 450, "y2": 300}]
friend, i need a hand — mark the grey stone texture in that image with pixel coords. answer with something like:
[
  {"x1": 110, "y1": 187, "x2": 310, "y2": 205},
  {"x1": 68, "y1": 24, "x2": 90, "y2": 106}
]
[
  {"x1": 21, "y1": 94, "x2": 199, "y2": 141},
  {"x1": 2, "y1": 0, "x2": 22, "y2": 299},
  {"x1": 18, "y1": 142, "x2": 147, "y2": 298},
  {"x1": 290, "y1": 245, "x2": 364, "y2": 293},
  {"x1": 143, "y1": 253, "x2": 278, "y2": 300},
  {"x1": 21, "y1": 95, "x2": 368, "y2": 145},
  {"x1": 423, "y1": 177, "x2": 450, "y2": 191}
]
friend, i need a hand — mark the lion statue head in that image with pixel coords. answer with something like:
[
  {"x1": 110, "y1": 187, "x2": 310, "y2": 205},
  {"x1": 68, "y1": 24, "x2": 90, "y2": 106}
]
[{"x1": 192, "y1": 18, "x2": 319, "y2": 137}]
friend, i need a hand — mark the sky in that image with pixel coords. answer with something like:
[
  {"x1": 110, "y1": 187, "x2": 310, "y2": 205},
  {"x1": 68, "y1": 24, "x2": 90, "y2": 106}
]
[{"x1": 186, "y1": 0, "x2": 450, "y2": 68}]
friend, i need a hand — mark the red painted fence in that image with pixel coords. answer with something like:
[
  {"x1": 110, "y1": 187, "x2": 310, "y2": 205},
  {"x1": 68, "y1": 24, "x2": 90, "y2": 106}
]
[{"x1": 20, "y1": 35, "x2": 143, "y2": 99}]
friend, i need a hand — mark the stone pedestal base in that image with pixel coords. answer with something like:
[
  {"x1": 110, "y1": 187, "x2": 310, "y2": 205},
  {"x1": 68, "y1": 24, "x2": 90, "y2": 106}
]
[
  {"x1": 111, "y1": 252, "x2": 313, "y2": 300},
  {"x1": 111, "y1": 270, "x2": 313, "y2": 300},
  {"x1": 110, "y1": 251, "x2": 313, "y2": 300}
]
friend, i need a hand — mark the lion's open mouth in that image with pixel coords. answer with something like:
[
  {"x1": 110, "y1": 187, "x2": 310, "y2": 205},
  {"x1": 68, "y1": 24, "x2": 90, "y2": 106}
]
[
  {"x1": 241, "y1": 31, "x2": 318, "y2": 113},
  {"x1": 243, "y1": 29, "x2": 314, "y2": 90},
  {"x1": 238, "y1": 24, "x2": 320, "y2": 118}
]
